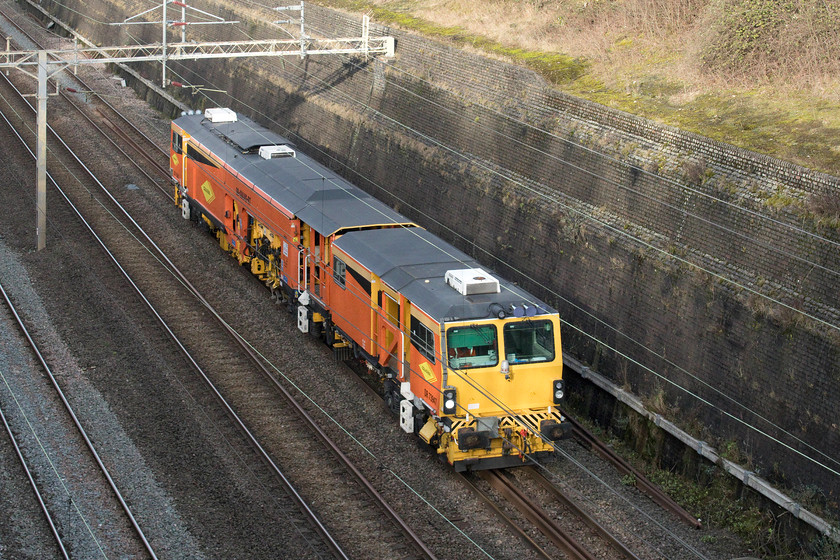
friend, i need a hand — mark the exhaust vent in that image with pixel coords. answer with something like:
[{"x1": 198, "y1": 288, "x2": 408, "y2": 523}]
[
  {"x1": 259, "y1": 145, "x2": 296, "y2": 160},
  {"x1": 204, "y1": 108, "x2": 237, "y2": 123},
  {"x1": 445, "y1": 268, "x2": 500, "y2": 296}
]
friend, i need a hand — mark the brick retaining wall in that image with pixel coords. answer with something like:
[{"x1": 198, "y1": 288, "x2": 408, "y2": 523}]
[{"x1": 48, "y1": 0, "x2": 840, "y2": 504}]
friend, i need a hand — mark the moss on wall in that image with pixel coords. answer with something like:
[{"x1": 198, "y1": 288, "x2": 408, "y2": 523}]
[{"x1": 31, "y1": 0, "x2": 840, "y2": 516}]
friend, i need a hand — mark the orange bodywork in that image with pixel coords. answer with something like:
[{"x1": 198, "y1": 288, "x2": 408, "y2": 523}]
[
  {"x1": 328, "y1": 245, "x2": 443, "y2": 411},
  {"x1": 170, "y1": 114, "x2": 569, "y2": 472},
  {"x1": 172, "y1": 123, "x2": 307, "y2": 291}
]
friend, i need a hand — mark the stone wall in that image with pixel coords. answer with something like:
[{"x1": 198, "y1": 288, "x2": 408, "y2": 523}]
[{"x1": 43, "y1": 0, "x2": 840, "y2": 504}]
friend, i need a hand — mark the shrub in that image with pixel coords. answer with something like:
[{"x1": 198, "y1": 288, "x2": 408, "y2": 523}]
[
  {"x1": 700, "y1": 0, "x2": 840, "y2": 81},
  {"x1": 807, "y1": 191, "x2": 840, "y2": 229}
]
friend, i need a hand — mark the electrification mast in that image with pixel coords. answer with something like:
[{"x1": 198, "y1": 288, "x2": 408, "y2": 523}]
[{"x1": 1, "y1": 1, "x2": 394, "y2": 250}]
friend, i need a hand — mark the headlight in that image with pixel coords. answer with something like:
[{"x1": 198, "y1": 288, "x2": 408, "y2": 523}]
[
  {"x1": 553, "y1": 379, "x2": 565, "y2": 404},
  {"x1": 443, "y1": 388, "x2": 457, "y2": 415}
]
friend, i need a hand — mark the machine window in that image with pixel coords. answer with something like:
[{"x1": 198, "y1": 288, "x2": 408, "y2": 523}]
[
  {"x1": 503, "y1": 320, "x2": 555, "y2": 364},
  {"x1": 333, "y1": 256, "x2": 346, "y2": 288},
  {"x1": 172, "y1": 131, "x2": 183, "y2": 154},
  {"x1": 410, "y1": 316, "x2": 436, "y2": 364},
  {"x1": 446, "y1": 325, "x2": 498, "y2": 369}
]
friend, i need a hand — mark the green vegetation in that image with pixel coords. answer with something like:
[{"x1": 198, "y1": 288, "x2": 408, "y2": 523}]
[
  {"x1": 702, "y1": 1, "x2": 838, "y2": 76},
  {"x1": 316, "y1": 0, "x2": 840, "y2": 175},
  {"x1": 318, "y1": 1, "x2": 589, "y2": 83},
  {"x1": 647, "y1": 466, "x2": 840, "y2": 558},
  {"x1": 647, "y1": 468, "x2": 771, "y2": 548}
]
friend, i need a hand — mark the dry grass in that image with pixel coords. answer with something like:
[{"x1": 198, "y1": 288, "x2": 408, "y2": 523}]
[
  {"x1": 319, "y1": 0, "x2": 840, "y2": 175},
  {"x1": 359, "y1": 0, "x2": 839, "y2": 95}
]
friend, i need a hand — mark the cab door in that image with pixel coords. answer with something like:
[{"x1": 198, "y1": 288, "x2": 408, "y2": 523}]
[
  {"x1": 234, "y1": 205, "x2": 250, "y2": 263},
  {"x1": 171, "y1": 129, "x2": 184, "y2": 184},
  {"x1": 219, "y1": 195, "x2": 235, "y2": 252},
  {"x1": 378, "y1": 291, "x2": 401, "y2": 372}
]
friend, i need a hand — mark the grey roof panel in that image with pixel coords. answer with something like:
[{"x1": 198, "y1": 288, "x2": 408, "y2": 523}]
[
  {"x1": 175, "y1": 112, "x2": 413, "y2": 235},
  {"x1": 175, "y1": 111, "x2": 554, "y2": 322},
  {"x1": 212, "y1": 120, "x2": 288, "y2": 151},
  {"x1": 334, "y1": 228, "x2": 555, "y2": 322}
]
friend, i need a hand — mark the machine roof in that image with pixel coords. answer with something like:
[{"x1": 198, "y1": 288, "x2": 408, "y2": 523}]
[
  {"x1": 174, "y1": 112, "x2": 414, "y2": 236},
  {"x1": 334, "y1": 228, "x2": 555, "y2": 323}
]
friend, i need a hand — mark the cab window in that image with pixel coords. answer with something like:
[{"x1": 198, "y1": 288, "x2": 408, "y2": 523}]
[
  {"x1": 503, "y1": 320, "x2": 555, "y2": 364},
  {"x1": 172, "y1": 131, "x2": 183, "y2": 154},
  {"x1": 446, "y1": 325, "x2": 498, "y2": 369}
]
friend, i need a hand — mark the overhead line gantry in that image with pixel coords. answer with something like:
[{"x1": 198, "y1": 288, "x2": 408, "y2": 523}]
[{"x1": 1, "y1": 1, "x2": 393, "y2": 250}]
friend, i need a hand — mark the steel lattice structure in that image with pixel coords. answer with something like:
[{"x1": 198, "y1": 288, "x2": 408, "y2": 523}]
[{"x1": 1, "y1": 0, "x2": 393, "y2": 250}]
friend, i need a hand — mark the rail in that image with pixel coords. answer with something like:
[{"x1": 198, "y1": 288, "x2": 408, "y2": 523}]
[
  {"x1": 0, "y1": 280, "x2": 158, "y2": 558},
  {"x1": 0, "y1": 19, "x2": 435, "y2": 557}
]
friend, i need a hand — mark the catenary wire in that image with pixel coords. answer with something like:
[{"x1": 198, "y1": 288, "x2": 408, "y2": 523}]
[
  {"x1": 40, "y1": 1, "x2": 840, "y2": 300},
  {"x1": 70, "y1": 4, "x2": 840, "y2": 552},
  {"x1": 0, "y1": 36, "x2": 499, "y2": 554},
  {"x1": 208, "y1": 17, "x2": 840, "y2": 458},
  {"x1": 292, "y1": 2, "x2": 840, "y2": 253},
  {"x1": 328, "y1": 53, "x2": 840, "y2": 281},
  {"x1": 115, "y1": 42, "x2": 840, "y2": 556},
  {"x1": 238, "y1": 50, "x2": 840, "y2": 334},
  {"x1": 14, "y1": 2, "x2": 832, "y2": 548},
  {"x1": 0, "y1": 76, "x2": 334, "y2": 559},
  {"x1": 159, "y1": 41, "x2": 840, "y2": 476},
  {"x1": 152, "y1": 57, "x2": 754, "y2": 560},
  {"x1": 137, "y1": 7, "x2": 840, "y2": 496},
  {"x1": 154, "y1": 58, "x2": 714, "y2": 558},
  {"x1": 5, "y1": 5, "x2": 709, "y2": 557},
  {"x1": 286, "y1": 50, "x2": 840, "y2": 468}
]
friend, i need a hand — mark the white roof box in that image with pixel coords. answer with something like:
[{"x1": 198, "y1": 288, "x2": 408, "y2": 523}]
[
  {"x1": 204, "y1": 108, "x2": 237, "y2": 123},
  {"x1": 445, "y1": 268, "x2": 500, "y2": 296},
  {"x1": 259, "y1": 145, "x2": 296, "y2": 160}
]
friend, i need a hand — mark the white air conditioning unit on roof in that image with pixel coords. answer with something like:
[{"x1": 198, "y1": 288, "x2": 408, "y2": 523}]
[
  {"x1": 204, "y1": 108, "x2": 237, "y2": 123},
  {"x1": 445, "y1": 268, "x2": 500, "y2": 296},
  {"x1": 259, "y1": 145, "x2": 296, "y2": 160}
]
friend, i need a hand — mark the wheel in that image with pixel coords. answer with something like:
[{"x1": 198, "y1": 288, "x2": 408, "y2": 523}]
[
  {"x1": 383, "y1": 378, "x2": 400, "y2": 416},
  {"x1": 324, "y1": 318, "x2": 334, "y2": 347}
]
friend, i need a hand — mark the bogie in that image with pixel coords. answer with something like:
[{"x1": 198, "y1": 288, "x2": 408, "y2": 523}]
[{"x1": 169, "y1": 109, "x2": 572, "y2": 471}]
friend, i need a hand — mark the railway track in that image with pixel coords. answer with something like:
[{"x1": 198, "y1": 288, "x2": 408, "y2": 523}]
[
  {"x1": 462, "y1": 466, "x2": 641, "y2": 560},
  {"x1": 0, "y1": 18, "x2": 437, "y2": 560},
  {"x1": 0, "y1": 280, "x2": 157, "y2": 558},
  {"x1": 562, "y1": 409, "x2": 702, "y2": 529},
  {"x1": 0, "y1": 406, "x2": 66, "y2": 558},
  {"x1": 0, "y1": 5, "x2": 747, "y2": 559},
  {"x1": 0, "y1": 5, "x2": 173, "y2": 189}
]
